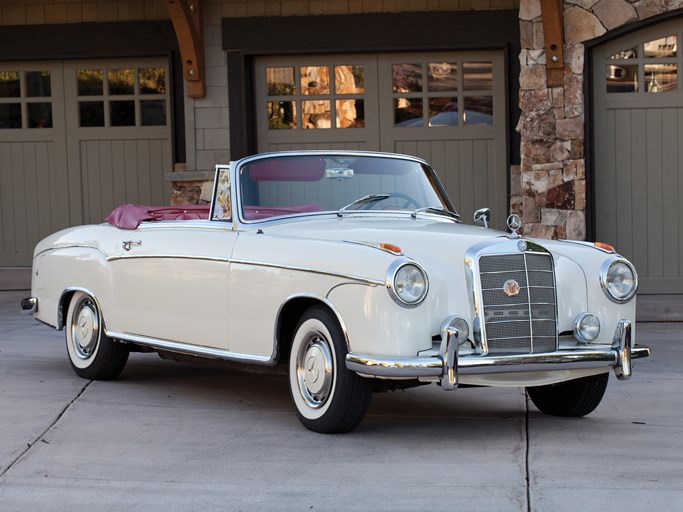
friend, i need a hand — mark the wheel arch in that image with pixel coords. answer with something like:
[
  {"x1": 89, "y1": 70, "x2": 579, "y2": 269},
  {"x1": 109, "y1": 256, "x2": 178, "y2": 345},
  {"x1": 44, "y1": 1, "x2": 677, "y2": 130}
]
[
  {"x1": 58, "y1": 287, "x2": 107, "y2": 331},
  {"x1": 275, "y1": 294, "x2": 349, "y2": 365}
]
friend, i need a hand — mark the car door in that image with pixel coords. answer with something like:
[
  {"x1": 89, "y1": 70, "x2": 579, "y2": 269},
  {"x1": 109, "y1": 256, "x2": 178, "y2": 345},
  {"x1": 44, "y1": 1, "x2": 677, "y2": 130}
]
[{"x1": 108, "y1": 221, "x2": 237, "y2": 350}]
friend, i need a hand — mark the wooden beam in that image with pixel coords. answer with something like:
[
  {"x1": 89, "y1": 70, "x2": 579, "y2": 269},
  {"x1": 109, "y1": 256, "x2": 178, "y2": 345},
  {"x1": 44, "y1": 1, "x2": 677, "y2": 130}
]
[
  {"x1": 540, "y1": 0, "x2": 564, "y2": 88},
  {"x1": 164, "y1": 0, "x2": 205, "y2": 98}
]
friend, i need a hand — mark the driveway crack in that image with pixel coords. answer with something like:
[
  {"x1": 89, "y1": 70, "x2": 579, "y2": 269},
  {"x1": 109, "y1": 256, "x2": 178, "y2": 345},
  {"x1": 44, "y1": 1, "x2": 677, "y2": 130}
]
[{"x1": 0, "y1": 380, "x2": 92, "y2": 477}]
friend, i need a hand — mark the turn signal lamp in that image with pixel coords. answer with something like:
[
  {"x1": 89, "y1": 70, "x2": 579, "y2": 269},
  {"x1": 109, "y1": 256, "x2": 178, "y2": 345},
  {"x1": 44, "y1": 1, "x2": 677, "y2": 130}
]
[
  {"x1": 594, "y1": 242, "x2": 615, "y2": 253},
  {"x1": 380, "y1": 243, "x2": 402, "y2": 255}
]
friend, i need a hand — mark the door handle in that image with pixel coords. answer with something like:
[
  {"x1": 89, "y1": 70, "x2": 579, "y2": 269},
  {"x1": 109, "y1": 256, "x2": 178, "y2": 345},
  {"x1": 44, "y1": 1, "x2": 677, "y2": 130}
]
[{"x1": 122, "y1": 240, "x2": 142, "y2": 251}]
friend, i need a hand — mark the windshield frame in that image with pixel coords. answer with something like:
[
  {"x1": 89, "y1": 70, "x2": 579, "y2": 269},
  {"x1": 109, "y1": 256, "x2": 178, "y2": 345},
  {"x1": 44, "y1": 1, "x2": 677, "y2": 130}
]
[{"x1": 233, "y1": 150, "x2": 456, "y2": 227}]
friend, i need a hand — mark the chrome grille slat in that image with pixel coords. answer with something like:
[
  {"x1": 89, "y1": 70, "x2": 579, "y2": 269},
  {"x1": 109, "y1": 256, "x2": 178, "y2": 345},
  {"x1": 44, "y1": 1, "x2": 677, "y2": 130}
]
[{"x1": 479, "y1": 251, "x2": 558, "y2": 355}]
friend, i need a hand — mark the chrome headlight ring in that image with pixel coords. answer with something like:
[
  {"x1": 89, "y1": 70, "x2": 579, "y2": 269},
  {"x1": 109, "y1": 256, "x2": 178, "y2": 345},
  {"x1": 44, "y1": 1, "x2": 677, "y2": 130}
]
[
  {"x1": 386, "y1": 259, "x2": 429, "y2": 307},
  {"x1": 600, "y1": 258, "x2": 638, "y2": 303}
]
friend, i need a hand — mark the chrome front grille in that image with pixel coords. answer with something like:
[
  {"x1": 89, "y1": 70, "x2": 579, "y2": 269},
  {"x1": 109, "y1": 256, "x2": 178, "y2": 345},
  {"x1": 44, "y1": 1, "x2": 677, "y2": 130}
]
[{"x1": 478, "y1": 252, "x2": 557, "y2": 355}]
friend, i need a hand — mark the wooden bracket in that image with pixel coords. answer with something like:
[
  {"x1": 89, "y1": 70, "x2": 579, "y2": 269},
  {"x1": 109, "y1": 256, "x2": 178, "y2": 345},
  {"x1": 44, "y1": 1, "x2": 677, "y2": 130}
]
[
  {"x1": 164, "y1": 0, "x2": 205, "y2": 98},
  {"x1": 540, "y1": 0, "x2": 565, "y2": 88}
]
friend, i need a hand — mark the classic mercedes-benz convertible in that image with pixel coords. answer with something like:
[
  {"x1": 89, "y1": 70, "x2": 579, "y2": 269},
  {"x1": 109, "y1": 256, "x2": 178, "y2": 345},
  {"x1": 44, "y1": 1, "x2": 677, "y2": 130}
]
[{"x1": 22, "y1": 151, "x2": 650, "y2": 433}]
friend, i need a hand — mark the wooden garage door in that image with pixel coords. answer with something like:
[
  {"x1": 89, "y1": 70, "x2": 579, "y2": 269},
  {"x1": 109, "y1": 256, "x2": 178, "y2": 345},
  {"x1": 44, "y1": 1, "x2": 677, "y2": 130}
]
[
  {"x1": 593, "y1": 19, "x2": 683, "y2": 293},
  {"x1": 0, "y1": 58, "x2": 171, "y2": 267},
  {"x1": 255, "y1": 51, "x2": 508, "y2": 229}
]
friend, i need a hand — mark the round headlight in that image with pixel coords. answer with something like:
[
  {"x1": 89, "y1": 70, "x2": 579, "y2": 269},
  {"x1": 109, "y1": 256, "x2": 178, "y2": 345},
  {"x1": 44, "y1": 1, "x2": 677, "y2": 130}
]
[
  {"x1": 601, "y1": 259, "x2": 638, "y2": 303},
  {"x1": 389, "y1": 262, "x2": 428, "y2": 306},
  {"x1": 573, "y1": 313, "x2": 600, "y2": 343}
]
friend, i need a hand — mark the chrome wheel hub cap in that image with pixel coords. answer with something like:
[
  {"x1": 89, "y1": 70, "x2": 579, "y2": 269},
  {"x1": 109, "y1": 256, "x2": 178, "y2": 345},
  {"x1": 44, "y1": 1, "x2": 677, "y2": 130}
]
[
  {"x1": 297, "y1": 334, "x2": 333, "y2": 408},
  {"x1": 72, "y1": 300, "x2": 99, "y2": 359}
]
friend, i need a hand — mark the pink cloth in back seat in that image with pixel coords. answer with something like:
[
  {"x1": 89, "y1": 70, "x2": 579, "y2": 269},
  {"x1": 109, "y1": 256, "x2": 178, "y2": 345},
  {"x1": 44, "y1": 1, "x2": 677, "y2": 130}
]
[{"x1": 106, "y1": 204, "x2": 211, "y2": 229}]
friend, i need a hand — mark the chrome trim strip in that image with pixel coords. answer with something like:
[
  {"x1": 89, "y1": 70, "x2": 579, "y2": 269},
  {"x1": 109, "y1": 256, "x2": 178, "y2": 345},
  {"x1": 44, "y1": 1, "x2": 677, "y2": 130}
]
[
  {"x1": 106, "y1": 330, "x2": 274, "y2": 365},
  {"x1": 613, "y1": 319, "x2": 633, "y2": 380},
  {"x1": 231, "y1": 259, "x2": 384, "y2": 286},
  {"x1": 21, "y1": 297, "x2": 37, "y2": 315},
  {"x1": 346, "y1": 345, "x2": 651, "y2": 379},
  {"x1": 107, "y1": 254, "x2": 230, "y2": 263}
]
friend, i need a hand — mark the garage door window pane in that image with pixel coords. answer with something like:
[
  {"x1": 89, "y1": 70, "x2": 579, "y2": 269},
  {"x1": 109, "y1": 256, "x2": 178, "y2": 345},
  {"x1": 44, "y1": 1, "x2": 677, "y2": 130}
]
[
  {"x1": 141, "y1": 100, "x2": 167, "y2": 126},
  {"x1": 0, "y1": 71, "x2": 20, "y2": 97},
  {"x1": 27, "y1": 102, "x2": 52, "y2": 128},
  {"x1": 428, "y1": 63, "x2": 457, "y2": 92},
  {"x1": 463, "y1": 62, "x2": 492, "y2": 90},
  {"x1": 606, "y1": 65, "x2": 638, "y2": 93},
  {"x1": 302, "y1": 100, "x2": 331, "y2": 128},
  {"x1": 395, "y1": 98, "x2": 423, "y2": 126},
  {"x1": 644, "y1": 35, "x2": 676, "y2": 58},
  {"x1": 109, "y1": 69, "x2": 134, "y2": 95},
  {"x1": 335, "y1": 65, "x2": 364, "y2": 94},
  {"x1": 268, "y1": 100, "x2": 296, "y2": 129},
  {"x1": 77, "y1": 70, "x2": 103, "y2": 96},
  {"x1": 393, "y1": 64, "x2": 422, "y2": 93},
  {"x1": 0, "y1": 103, "x2": 21, "y2": 128},
  {"x1": 610, "y1": 48, "x2": 637, "y2": 59},
  {"x1": 645, "y1": 64, "x2": 677, "y2": 92},
  {"x1": 26, "y1": 71, "x2": 51, "y2": 97},
  {"x1": 464, "y1": 96, "x2": 493, "y2": 125},
  {"x1": 267, "y1": 67, "x2": 295, "y2": 95},
  {"x1": 111, "y1": 100, "x2": 135, "y2": 126},
  {"x1": 79, "y1": 101, "x2": 104, "y2": 127},
  {"x1": 429, "y1": 97, "x2": 457, "y2": 126},
  {"x1": 336, "y1": 99, "x2": 364, "y2": 128},
  {"x1": 301, "y1": 67, "x2": 330, "y2": 95},
  {"x1": 139, "y1": 68, "x2": 166, "y2": 94}
]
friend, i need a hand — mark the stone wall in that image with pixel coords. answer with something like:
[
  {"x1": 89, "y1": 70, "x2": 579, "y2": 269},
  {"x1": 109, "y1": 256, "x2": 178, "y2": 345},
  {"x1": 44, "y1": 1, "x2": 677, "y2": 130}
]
[{"x1": 516, "y1": 0, "x2": 683, "y2": 240}]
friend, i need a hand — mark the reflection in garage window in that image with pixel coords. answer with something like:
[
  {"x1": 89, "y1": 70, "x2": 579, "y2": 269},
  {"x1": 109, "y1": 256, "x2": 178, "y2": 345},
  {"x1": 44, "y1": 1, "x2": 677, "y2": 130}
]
[
  {"x1": 302, "y1": 100, "x2": 331, "y2": 129},
  {"x1": 428, "y1": 97, "x2": 457, "y2": 127},
  {"x1": 108, "y1": 69, "x2": 134, "y2": 95},
  {"x1": 464, "y1": 96, "x2": 493, "y2": 125},
  {"x1": 0, "y1": 71, "x2": 20, "y2": 97},
  {"x1": 77, "y1": 70, "x2": 103, "y2": 96},
  {"x1": 110, "y1": 100, "x2": 135, "y2": 126},
  {"x1": 644, "y1": 35, "x2": 677, "y2": 58},
  {"x1": 463, "y1": 62, "x2": 493, "y2": 90},
  {"x1": 606, "y1": 64, "x2": 638, "y2": 93},
  {"x1": 267, "y1": 67, "x2": 296, "y2": 95},
  {"x1": 392, "y1": 64, "x2": 422, "y2": 93},
  {"x1": 336, "y1": 99, "x2": 364, "y2": 128},
  {"x1": 28, "y1": 102, "x2": 53, "y2": 128},
  {"x1": 139, "y1": 68, "x2": 166, "y2": 94},
  {"x1": 428, "y1": 62, "x2": 457, "y2": 92},
  {"x1": 300, "y1": 66, "x2": 330, "y2": 95},
  {"x1": 268, "y1": 100, "x2": 296, "y2": 129},
  {"x1": 141, "y1": 100, "x2": 167, "y2": 126},
  {"x1": 0, "y1": 103, "x2": 21, "y2": 129},
  {"x1": 645, "y1": 64, "x2": 677, "y2": 92},
  {"x1": 395, "y1": 97, "x2": 423, "y2": 126},
  {"x1": 79, "y1": 101, "x2": 105, "y2": 127},
  {"x1": 335, "y1": 65, "x2": 364, "y2": 94},
  {"x1": 26, "y1": 71, "x2": 51, "y2": 97}
]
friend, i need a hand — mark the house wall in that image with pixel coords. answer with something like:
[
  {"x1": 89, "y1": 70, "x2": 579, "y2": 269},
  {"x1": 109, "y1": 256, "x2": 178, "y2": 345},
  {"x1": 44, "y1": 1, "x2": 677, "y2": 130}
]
[{"x1": 516, "y1": 0, "x2": 683, "y2": 240}]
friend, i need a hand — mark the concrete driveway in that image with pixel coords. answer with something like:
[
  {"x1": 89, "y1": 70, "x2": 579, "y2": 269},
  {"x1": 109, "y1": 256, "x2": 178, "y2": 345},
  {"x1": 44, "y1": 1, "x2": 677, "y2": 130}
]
[{"x1": 1, "y1": 290, "x2": 681, "y2": 511}]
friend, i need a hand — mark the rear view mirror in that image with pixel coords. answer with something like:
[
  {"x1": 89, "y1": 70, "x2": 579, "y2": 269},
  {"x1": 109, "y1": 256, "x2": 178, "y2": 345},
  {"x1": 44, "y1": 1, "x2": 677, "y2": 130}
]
[{"x1": 474, "y1": 208, "x2": 491, "y2": 228}]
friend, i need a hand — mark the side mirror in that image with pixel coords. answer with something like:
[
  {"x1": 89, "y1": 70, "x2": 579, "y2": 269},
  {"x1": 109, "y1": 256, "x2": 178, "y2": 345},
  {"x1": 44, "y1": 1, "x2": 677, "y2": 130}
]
[{"x1": 474, "y1": 208, "x2": 491, "y2": 228}]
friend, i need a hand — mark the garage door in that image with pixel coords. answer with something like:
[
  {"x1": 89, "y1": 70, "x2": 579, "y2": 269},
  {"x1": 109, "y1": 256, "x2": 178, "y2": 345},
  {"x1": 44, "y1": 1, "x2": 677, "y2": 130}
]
[
  {"x1": 0, "y1": 58, "x2": 172, "y2": 267},
  {"x1": 593, "y1": 18, "x2": 683, "y2": 293},
  {"x1": 254, "y1": 51, "x2": 508, "y2": 229}
]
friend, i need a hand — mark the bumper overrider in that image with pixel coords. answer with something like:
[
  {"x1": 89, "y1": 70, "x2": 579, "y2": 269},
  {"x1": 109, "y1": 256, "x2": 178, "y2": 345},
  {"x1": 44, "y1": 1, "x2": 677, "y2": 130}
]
[{"x1": 345, "y1": 317, "x2": 651, "y2": 390}]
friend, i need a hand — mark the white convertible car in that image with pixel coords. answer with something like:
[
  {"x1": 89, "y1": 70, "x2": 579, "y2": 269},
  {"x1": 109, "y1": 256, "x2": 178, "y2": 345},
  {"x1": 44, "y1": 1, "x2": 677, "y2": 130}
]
[{"x1": 22, "y1": 151, "x2": 650, "y2": 433}]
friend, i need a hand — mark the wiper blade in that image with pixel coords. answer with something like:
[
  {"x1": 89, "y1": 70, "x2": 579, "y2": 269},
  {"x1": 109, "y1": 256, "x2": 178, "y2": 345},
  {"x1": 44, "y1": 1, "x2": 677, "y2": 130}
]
[
  {"x1": 411, "y1": 206, "x2": 461, "y2": 221},
  {"x1": 337, "y1": 194, "x2": 390, "y2": 217}
]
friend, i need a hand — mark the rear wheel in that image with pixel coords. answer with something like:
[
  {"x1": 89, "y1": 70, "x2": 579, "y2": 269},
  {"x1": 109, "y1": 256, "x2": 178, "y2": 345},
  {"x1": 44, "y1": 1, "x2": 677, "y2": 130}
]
[
  {"x1": 65, "y1": 291, "x2": 129, "y2": 380},
  {"x1": 288, "y1": 305, "x2": 372, "y2": 433},
  {"x1": 526, "y1": 373, "x2": 609, "y2": 417}
]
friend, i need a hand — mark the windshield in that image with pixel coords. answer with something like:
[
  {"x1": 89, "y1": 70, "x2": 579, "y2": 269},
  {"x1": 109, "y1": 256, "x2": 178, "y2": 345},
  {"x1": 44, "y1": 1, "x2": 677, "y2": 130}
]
[{"x1": 238, "y1": 154, "x2": 452, "y2": 222}]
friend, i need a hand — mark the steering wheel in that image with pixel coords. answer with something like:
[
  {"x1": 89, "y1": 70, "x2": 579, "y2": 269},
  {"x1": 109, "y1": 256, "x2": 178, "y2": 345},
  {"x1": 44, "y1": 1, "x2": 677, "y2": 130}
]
[{"x1": 362, "y1": 192, "x2": 420, "y2": 210}]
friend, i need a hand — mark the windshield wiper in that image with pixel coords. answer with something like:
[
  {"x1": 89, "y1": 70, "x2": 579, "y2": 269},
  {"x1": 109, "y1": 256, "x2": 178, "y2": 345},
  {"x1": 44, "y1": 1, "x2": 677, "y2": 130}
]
[
  {"x1": 337, "y1": 194, "x2": 390, "y2": 217},
  {"x1": 411, "y1": 206, "x2": 461, "y2": 221}
]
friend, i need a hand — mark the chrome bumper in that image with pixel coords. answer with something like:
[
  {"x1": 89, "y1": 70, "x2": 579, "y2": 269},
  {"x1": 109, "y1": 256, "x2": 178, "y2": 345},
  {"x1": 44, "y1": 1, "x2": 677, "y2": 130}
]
[
  {"x1": 346, "y1": 320, "x2": 650, "y2": 389},
  {"x1": 20, "y1": 297, "x2": 37, "y2": 315}
]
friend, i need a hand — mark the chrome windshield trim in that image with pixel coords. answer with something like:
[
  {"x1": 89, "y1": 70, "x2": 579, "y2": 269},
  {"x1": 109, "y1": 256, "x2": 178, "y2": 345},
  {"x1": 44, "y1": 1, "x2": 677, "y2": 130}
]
[
  {"x1": 106, "y1": 331, "x2": 274, "y2": 365},
  {"x1": 230, "y1": 259, "x2": 384, "y2": 286}
]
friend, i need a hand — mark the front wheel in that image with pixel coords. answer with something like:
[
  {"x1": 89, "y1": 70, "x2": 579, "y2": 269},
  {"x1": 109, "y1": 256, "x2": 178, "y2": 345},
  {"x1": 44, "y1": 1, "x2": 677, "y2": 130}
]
[
  {"x1": 288, "y1": 306, "x2": 372, "y2": 433},
  {"x1": 65, "y1": 291, "x2": 129, "y2": 380},
  {"x1": 526, "y1": 373, "x2": 609, "y2": 417}
]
